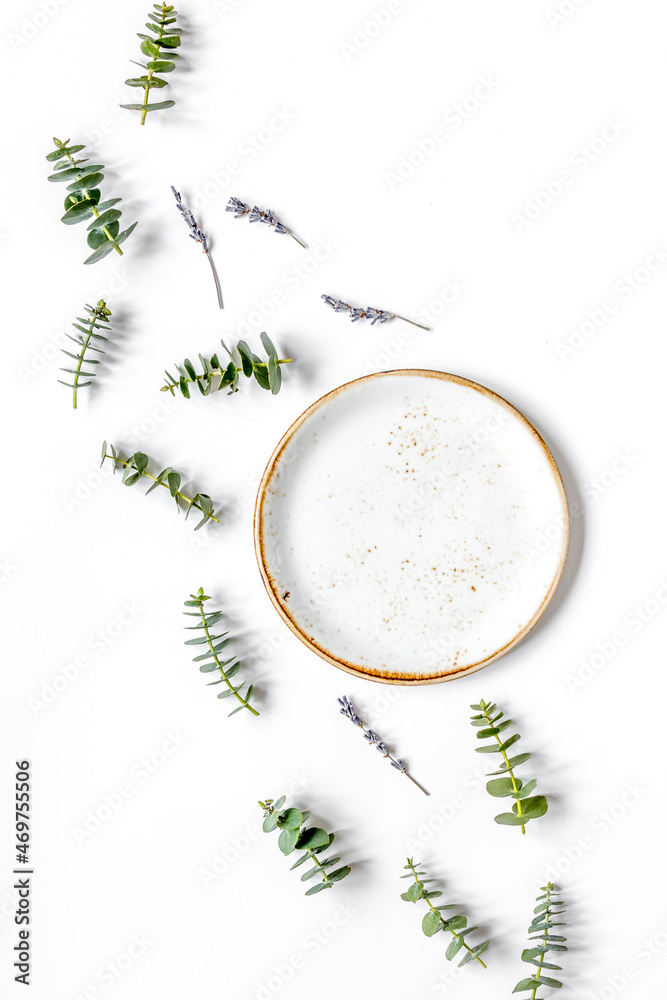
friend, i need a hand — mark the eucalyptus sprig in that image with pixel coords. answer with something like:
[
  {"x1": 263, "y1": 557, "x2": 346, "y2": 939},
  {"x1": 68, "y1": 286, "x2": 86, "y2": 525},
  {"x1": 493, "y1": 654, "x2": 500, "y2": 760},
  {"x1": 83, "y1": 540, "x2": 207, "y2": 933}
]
[
  {"x1": 260, "y1": 797, "x2": 351, "y2": 896},
  {"x1": 184, "y1": 588, "x2": 258, "y2": 716},
  {"x1": 513, "y1": 884, "x2": 567, "y2": 997},
  {"x1": 161, "y1": 334, "x2": 291, "y2": 398},
  {"x1": 400, "y1": 859, "x2": 489, "y2": 969},
  {"x1": 471, "y1": 699, "x2": 548, "y2": 834},
  {"x1": 59, "y1": 300, "x2": 111, "y2": 409},
  {"x1": 47, "y1": 138, "x2": 136, "y2": 264},
  {"x1": 100, "y1": 441, "x2": 218, "y2": 530},
  {"x1": 121, "y1": 4, "x2": 181, "y2": 125}
]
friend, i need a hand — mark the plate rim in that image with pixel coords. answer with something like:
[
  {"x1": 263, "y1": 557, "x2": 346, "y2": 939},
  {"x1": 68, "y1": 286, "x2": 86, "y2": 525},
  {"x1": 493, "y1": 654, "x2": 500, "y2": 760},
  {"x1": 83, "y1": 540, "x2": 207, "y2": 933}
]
[{"x1": 253, "y1": 369, "x2": 570, "y2": 685}]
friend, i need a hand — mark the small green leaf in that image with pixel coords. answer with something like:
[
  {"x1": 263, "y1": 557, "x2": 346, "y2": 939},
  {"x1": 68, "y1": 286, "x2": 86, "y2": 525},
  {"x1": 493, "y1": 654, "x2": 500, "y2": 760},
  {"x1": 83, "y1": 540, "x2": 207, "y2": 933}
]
[
  {"x1": 277, "y1": 827, "x2": 299, "y2": 855},
  {"x1": 67, "y1": 172, "x2": 105, "y2": 192},
  {"x1": 146, "y1": 59, "x2": 175, "y2": 71},
  {"x1": 277, "y1": 808, "x2": 303, "y2": 830},
  {"x1": 61, "y1": 200, "x2": 97, "y2": 224},
  {"x1": 446, "y1": 936, "x2": 464, "y2": 960},
  {"x1": 486, "y1": 777, "x2": 518, "y2": 797},
  {"x1": 87, "y1": 209, "x2": 122, "y2": 230},
  {"x1": 268, "y1": 355, "x2": 282, "y2": 394},
  {"x1": 442, "y1": 915, "x2": 467, "y2": 932},
  {"x1": 295, "y1": 828, "x2": 330, "y2": 851},
  {"x1": 327, "y1": 866, "x2": 351, "y2": 883},
  {"x1": 513, "y1": 979, "x2": 539, "y2": 993},
  {"x1": 407, "y1": 881, "x2": 423, "y2": 902},
  {"x1": 495, "y1": 812, "x2": 526, "y2": 826},
  {"x1": 87, "y1": 223, "x2": 119, "y2": 249},
  {"x1": 519, "y1": 795, "x2": 548, "y2": 820},
  {"x1": 83, "y1": 242, "x2": 116, "y2": 265},
  {"x1": 422, "y1": 910, "x2": 441, "y2": 937}
]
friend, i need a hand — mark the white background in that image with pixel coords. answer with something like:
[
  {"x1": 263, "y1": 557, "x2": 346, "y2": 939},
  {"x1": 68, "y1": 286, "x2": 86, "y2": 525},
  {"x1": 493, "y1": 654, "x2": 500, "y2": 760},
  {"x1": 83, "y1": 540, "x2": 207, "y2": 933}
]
[{"x1": 1, "y1": 1, "x2": 666, "y2": 998}]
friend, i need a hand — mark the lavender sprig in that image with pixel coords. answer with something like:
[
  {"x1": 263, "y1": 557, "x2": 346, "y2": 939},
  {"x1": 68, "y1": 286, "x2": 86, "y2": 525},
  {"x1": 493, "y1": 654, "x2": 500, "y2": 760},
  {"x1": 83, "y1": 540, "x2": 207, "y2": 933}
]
[
  {"x1": 226, "y1": 196, "x2": 306, "y2": 248},
  {"x1": 337, "y1": 695, "x2": 429, "y2": 796},
  {"x1": 171, "y1": 187, "x2": 223, "y2": 309},
  {"x1": 322, "y1": 295, "x2": 430, "y2": 331}
]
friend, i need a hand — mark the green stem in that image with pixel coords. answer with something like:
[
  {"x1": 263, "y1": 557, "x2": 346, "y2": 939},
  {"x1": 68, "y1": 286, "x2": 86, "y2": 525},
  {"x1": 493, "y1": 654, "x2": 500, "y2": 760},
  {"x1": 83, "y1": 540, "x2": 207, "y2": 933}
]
[
  {"x1": 72, "y1": 322, "x2": 93, "y2": 410},
  {"x1": 530, "y1": 885, "x2": 553, "y2": 999},
  {"x1": 63, "y1": 149, "x2": 122, "y2": 255},
  {"x1": 482, "y1": 701, "x2": 526, "y2": 835},
  {"x1": 196, "y1": 599, "x2": 258, "y2": 715},
  {"x1": 407, "y1": 861, "x2": 486, "y2": 969},
  {"x1": 306, "y1": 849, "x2": 332, "y2": 884},
  {"x1": 160, "y1": 359, "x2": 293, "y2": 394},
  {"x1": 103, "y1": 453, "x2": 220, "y2": 523},
  {"x1": 141, "y1": 4, "x2": 168, "y2": 125}
]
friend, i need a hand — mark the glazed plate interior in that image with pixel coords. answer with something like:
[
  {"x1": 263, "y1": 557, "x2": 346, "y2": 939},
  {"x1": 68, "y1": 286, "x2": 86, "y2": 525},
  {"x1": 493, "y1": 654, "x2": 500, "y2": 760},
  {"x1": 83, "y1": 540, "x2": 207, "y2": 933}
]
[{"x1": 254, "y1": 371, "x2": 569, "y2": 684}]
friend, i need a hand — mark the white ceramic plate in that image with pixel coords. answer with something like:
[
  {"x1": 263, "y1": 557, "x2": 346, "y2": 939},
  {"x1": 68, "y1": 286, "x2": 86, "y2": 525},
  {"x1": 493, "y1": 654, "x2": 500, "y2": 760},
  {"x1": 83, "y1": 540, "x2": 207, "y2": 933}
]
[{"x1": 254, "y1": 371, "x2": 569, "y2": 684}]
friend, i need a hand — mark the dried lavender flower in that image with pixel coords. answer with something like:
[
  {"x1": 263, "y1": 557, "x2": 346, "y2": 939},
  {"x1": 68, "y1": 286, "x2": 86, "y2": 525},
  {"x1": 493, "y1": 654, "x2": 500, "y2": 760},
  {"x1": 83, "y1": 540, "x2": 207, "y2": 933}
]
[
  {"x1": 322, "y1": 295, "x2": 430, "y2": 331},
  {"x1": 171, "y1": 186, "x2": 223, "y2": 309},
  {"x1": 226, "y1": 196, "x2": 306, "y2": 248},
  {"x1": 337, "y1": 695, "x2": 429, "y2": 795}
]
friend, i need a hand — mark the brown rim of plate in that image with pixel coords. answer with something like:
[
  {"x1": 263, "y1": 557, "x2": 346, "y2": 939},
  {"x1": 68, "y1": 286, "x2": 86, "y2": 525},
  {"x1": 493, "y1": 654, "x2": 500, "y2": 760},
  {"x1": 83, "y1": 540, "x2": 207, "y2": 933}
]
[{"x1": 253, "y1": 369, "x2": 570, "y2": 686}]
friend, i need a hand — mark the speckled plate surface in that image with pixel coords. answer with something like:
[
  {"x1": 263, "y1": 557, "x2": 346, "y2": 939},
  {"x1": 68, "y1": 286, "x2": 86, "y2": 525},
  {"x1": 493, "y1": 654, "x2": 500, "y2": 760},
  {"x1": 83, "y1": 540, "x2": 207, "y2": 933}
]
[{"x1": 254, "y1": 371, "x2": 569, "y2": 684}]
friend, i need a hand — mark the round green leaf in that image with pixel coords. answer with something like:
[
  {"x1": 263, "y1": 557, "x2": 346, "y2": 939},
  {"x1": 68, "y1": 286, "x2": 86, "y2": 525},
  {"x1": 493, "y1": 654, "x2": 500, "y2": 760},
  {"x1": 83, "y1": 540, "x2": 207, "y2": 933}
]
[
  {"x1": 486, "y1": 777, "x2": 518, "y2": 797},
  {"x1": 327, "y1": 866, "x2": 351, "y2": 883},
  {"x1": 407, "y1": 881, "x2": 423, "y2": 902},
  {"x1": 61, "y1": 201, "x2": 96, "y2": 225},
  {"x1": 84, "y1": 242, "x2": 116, "y2": 265},
  {"x1": 277, "y1": 827, "x2": 299, "y2": 855},
  {"x1": 87, "y1": 223, "x2": 119, "y2": 249},
  {"x1": 146, "y1": 59, "x2": 175, "y2": 71},
  {"x1": 87, "y1": 209, "x2": 122, "y2": 231},
  {"x1": 277, "y1": 808, "x2": 303, "y2": 830},
  {"x1": 494, "y1": 812, "x2": 526, "y2": 826},
  {"x1": 519, "y1": 796, "x2": 549, "y2": 820},
  {"x1": 67, "y1": 172, "x2": 104, "y2": 192},
  {"x1": 422, "y1": 910, "x2": 441, "y2": 937},
  {"x1": 140, "y1": 37, "x2": 159, "y2": 57},
  {"x1": 296, "y1": 827, "x2": 330, "y2": 851},
  {"x1": 143, "y1": 100, "x2": 176, "y2": 112}
]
